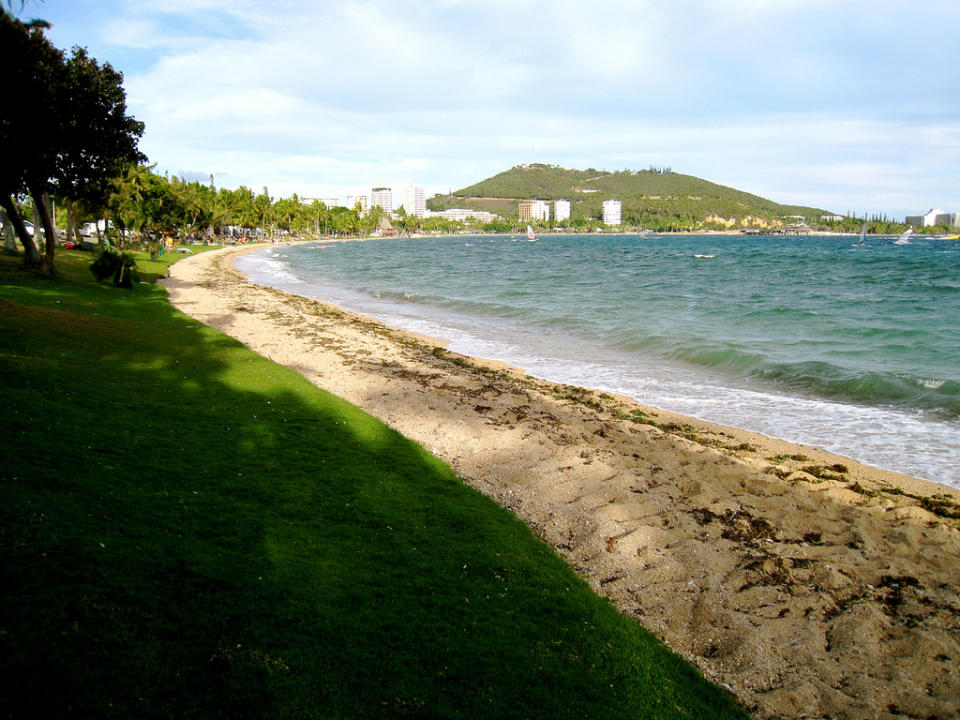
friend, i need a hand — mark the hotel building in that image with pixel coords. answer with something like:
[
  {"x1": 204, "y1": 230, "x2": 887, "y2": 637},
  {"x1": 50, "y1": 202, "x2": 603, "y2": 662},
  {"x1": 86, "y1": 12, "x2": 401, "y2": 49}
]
[
  {"x1": 518, "y1": 200, "x2": 550, "y2": 222},
  {"x1": 427, "y1": 208, "x2": 500, "y2": 223},
  {"x1": 554, "y1": 199, "x2": 571, "y2": 222},
  {"x1": 602, "y1": 199, "x2": 622, "y2": 226},
  {"x1": 404, "y1": 185, "x2": 426, "y2": 218},
  {"x1": 300, "y1": 197, "x2": 341, "y2": 208},
  {"x1": 346, "y1": 194, "x2": 369, "y2": 214},
  {"x1": 371, "y1": 187, "x2": 393, "y2": 213},
  {"x1": 905, "y1": 208, "x2": 959, "y2": 227}
]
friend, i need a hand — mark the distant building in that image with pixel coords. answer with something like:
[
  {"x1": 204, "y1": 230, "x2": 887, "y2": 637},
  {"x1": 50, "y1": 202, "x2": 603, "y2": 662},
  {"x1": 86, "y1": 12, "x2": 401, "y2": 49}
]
[
  {"x1": 821, "y1": 214, "x2": 844, "y2": 222},
  {"x1": 371, "y1": 187, "x2": 393, "y2": 213},
  {"x1": 300, "y1": 197, "x2": 341, "y2": 208},
  {"x1": 404, "y1": 185, "x2": 426, "y2": 218},
  {"x1": 906, "y1": 208, "x2": 960, "y2": 227},
  {"x1": 554, "y1": 199, "x2": 571, "y2": 222},
  {"x1": 518, "y1": 200, "x2": 549, "y2": 222},
  {"x1": 905, "y1": 208, "x2": 958, "y2": 227},
  {"x1": 347, "y1": 194, "x2": 369, "y2": 215},
  {"x1": 426, "y1": 209, "x2": 500, "y2": 224},
  {"x1": 602, "y1": 199, "x2": 622, "y2": 226}
]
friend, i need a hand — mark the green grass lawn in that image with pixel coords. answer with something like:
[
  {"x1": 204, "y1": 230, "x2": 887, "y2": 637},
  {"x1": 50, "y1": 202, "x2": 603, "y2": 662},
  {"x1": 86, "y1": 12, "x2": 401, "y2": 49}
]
[{"x1": 0, "y1": 249, "x2": 749, "y2": 719}]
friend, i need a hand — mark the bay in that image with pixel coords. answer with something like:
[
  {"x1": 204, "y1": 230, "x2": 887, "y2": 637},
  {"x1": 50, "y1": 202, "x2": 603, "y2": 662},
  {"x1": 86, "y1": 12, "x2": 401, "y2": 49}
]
[{"x1": 236, "y1": 233, "x2": 960, "y2": 488}]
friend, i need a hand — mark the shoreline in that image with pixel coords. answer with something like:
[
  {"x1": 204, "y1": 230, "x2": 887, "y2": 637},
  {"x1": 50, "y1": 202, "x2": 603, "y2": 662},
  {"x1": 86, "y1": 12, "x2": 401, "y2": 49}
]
[
  {"x1": 163, "y1": 245, "x2": 960, "y2": 719},
  {"x1": 240, "y1": 236, "x2": 957, "y2": 486}
]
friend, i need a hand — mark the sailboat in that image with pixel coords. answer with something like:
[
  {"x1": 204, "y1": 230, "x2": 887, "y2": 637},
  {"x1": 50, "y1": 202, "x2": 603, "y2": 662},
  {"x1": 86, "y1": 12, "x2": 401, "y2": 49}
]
[
  {"x1": 893, "y1": 227, "x2": 913, "y2": 245},
  {"x1": 854, "y1": 222, "x2": 866, "y2": 246},
  {"x1": 526, "y1": 224, "x2": 537, "y2": 242}
]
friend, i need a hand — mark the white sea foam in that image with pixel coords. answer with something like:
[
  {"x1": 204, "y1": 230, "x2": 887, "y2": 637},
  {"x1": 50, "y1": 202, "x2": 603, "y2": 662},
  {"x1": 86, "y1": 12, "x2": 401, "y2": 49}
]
[
  {"x1": 240, "y1": 257, "x2": 303, "y2": 285},
  {"x1": 235, "y1": 245, "x2": 960, "y2": 489},
  {"x1": 444, "y1": 327, "x2": 960, "y2": 488}
]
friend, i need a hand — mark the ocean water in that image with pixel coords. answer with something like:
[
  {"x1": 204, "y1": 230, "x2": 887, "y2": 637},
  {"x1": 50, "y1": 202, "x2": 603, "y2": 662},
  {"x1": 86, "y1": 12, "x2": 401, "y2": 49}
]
[{"x1": 235, "y1": 234, "x2": 960, "y2": 488}]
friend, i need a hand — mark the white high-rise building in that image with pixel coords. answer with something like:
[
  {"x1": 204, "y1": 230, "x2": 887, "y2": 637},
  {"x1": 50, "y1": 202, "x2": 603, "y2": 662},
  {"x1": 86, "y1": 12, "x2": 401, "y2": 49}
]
[
  {"x1": 602, "y1": 199, "x2": 622, "y2": 226},
  {"x1": 405, "y1": 185, "x2": 426, "y2": 218},
  {"x1": 347, "y1": 194, "x2": 369, "y2": 214},
  {"x1": 554, "y1": 199, "x2": 571, "y2": 222},
  {"x1": 371, "y1": 187, "x2": 393, "y2": 213}
]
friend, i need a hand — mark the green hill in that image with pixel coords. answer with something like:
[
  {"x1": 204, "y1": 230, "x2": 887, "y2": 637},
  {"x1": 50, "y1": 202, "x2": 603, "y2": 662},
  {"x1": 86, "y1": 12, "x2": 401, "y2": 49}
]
[{"x1": 428, "y1": 164, "x2": 831, "y2": 231}]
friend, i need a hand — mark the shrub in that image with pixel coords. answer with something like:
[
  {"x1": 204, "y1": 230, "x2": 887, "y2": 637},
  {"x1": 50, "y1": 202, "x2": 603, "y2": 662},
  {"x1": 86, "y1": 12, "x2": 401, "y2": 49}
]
[{"x1": 90, "y1": 246, "x2": 136, "y2": 287}]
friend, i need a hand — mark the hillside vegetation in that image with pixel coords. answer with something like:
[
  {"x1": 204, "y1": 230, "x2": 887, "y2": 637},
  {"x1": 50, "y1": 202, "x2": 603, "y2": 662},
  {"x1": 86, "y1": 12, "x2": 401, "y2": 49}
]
[{"x1": 428, "y1": 164, "x2": 831, "y2": 231}]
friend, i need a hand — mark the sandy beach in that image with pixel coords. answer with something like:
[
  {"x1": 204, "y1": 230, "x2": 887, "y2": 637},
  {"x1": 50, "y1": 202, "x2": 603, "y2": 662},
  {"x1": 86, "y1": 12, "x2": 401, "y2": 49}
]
[{"x1": 163, "y1": 244, "x2": 960, "y2": 719}]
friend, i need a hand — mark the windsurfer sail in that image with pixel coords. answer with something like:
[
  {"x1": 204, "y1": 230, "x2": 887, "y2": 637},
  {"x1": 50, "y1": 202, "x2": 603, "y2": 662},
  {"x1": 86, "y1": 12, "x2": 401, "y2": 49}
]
[{"x1": 893, "y1": 228, "x2": 913, "y2": 245}]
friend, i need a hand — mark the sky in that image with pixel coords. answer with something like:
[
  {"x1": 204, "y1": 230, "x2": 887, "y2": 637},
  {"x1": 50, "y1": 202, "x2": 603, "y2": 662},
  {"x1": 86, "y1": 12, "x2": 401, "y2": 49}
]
[{"x1": 22, "y1": 0, "x2": 960, "y2": 218}]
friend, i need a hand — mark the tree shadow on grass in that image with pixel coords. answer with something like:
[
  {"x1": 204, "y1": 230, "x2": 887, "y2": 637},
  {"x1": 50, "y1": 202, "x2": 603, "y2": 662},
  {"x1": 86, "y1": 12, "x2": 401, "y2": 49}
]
[{"x1": 0, "y1": 270, "x2": 747, "y2": 719}]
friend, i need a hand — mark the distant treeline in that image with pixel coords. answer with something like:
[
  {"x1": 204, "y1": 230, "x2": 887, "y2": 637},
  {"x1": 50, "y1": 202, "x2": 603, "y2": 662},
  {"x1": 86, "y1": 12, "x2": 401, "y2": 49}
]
[{"x1": 3, "y1": 165, "x2": 483, "y2": 247}]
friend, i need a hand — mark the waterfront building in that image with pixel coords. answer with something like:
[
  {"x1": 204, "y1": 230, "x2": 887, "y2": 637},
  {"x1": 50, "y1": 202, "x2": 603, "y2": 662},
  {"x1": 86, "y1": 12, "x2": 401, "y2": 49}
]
[
  {"x1": 404, "y1": 185, "x2": 426, "y2": 218},
  {"x1": 602, "y1": 199, "x2": 622, "y2": 226},
  {"x1": 346, "y1": 194, "x2": 369, "y2": 214},
  {"x1": 554, "y1": 199, "x2": 571, "y2": 222},
  {"x1": 371, "y1": 187, "x2": 393, "y2": 213},
  {"x1": 426, "y1": 208, "x2": 500, "y2": 224},
  {"x1": 518, "y1": 200, "x2": 550, "y2": 222},
  {"x1": 300, "y1": 197, "x2": 341, "y2": 208},
  {"x1": 905, "y1": 208, "x2": 958, "y2": 227}
]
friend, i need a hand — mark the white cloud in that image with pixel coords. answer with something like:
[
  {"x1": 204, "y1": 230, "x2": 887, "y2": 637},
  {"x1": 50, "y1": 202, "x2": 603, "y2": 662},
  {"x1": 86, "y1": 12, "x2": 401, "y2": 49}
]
[{"x1": 36, "y1": 0, "x2": 960, "y2": 217}]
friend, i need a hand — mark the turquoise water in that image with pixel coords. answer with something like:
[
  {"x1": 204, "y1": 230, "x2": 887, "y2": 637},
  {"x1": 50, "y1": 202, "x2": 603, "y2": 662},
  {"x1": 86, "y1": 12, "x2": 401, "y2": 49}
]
[{"x1": 236, "y1": 234, "x2": 960, "y2": 487}]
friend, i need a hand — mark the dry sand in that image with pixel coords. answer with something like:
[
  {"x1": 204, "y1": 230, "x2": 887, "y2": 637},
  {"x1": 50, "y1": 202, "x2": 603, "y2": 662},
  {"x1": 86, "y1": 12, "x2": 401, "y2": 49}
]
[{"x1": 163, "y1": 244, "x2": 960, "y2": 720}]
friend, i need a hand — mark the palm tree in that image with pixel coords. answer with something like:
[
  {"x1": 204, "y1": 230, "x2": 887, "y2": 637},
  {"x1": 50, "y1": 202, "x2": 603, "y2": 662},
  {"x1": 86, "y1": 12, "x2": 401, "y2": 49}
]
[
  {"x1": 108, "y1": 162, "x2": 154, "y2": 245},
  {"x1": 254, "y1": 188, "x2": 273, "y2": 237},
  {"x1": 229, "y1": 186, "x2": 257, "y2": 232},
  {"x1": 307, "y1": 200, "x2": 327, "y2": 236}
]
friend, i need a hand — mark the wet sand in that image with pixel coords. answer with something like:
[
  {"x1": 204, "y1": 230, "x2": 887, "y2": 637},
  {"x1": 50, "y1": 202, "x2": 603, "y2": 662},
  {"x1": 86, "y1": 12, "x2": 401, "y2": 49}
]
[{"x1": 163, "y1": 245, "x2": 960, "y2": 719}]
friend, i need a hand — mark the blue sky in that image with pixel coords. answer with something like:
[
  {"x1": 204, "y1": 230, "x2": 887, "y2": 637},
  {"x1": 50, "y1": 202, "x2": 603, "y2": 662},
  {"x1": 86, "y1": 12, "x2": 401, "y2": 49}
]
[{"x1": 24, "y1": 0, "x2": 960, "y2": 218}]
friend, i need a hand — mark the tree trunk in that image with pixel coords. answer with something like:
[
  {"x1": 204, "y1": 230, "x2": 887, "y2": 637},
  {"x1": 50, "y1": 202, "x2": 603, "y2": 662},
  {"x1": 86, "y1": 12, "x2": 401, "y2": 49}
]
[
  {"x1": 1, "y1": 206, "x2": 18, "y2": 252},
  {"x1": 0, "y1": 194, "x2": 42, "y2": 264},
  {"x1": 65, "y1": 197, "x2": 77, "y2": 245},
  {"x1": 31, "y1": 187, "x2": 58, "y2": 276}
]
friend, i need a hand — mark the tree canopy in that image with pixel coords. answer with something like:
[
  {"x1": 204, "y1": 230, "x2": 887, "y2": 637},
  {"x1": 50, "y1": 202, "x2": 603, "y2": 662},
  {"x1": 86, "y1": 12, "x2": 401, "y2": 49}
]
[{"x1": 1, "y1": 9, "x2": 143, "y2": 273}]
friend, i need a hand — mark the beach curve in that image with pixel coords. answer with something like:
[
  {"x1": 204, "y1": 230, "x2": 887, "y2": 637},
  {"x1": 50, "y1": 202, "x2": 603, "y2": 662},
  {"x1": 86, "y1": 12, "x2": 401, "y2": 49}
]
[{"x1": 162, "y1": 244, "x2": 960, "y2": 720}]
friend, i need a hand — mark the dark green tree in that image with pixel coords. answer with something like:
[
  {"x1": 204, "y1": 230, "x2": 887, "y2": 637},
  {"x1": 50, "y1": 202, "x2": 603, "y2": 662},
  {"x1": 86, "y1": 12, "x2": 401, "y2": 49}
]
[
  {"x1": 0, "y1": 11, "x2": 58, "y2": 264},
  {"x1": 55, "y1": 47, "x2": 144, "y2": 242},
  {"x1": 0, "y1": 11, "x2": 143, "y2": 273}
]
